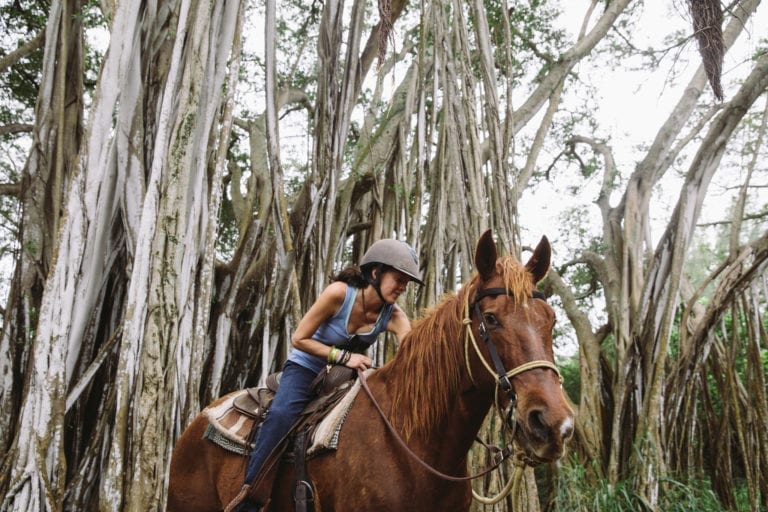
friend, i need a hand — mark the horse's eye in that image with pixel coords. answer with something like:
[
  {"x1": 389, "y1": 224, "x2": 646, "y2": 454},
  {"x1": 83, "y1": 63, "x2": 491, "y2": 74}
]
[{"x1": 483, "y1": 313, "x2": 500, "y2": 327}]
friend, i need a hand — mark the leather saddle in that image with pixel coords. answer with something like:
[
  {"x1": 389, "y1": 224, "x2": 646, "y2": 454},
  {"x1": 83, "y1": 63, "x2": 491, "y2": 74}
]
[
  {"x1": 232, "y1": 372, "x2": 282, "y2": 422},
  {"x1": 232, "y1": 365, "x2": 355, "y2": 423}
]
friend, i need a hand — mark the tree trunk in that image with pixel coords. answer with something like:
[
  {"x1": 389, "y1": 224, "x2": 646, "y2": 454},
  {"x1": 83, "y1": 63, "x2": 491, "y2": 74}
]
[
  {"x1": 0, "y1": 0, "x2": 243, "y2": 509},
  {"x1": 0, "y1": 0, "x2": 84, "y2": 507}
]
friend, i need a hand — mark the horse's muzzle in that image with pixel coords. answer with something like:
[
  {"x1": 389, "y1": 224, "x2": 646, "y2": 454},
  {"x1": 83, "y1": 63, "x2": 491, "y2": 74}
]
[{"x1": 515, "y1": 405, "x2": 575, "y2": 463}]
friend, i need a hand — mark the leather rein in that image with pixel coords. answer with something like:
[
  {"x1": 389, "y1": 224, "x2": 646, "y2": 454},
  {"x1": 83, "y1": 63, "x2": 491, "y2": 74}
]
[{"x1": 357, "y1": 286, "x2": 562, "y2": 482}]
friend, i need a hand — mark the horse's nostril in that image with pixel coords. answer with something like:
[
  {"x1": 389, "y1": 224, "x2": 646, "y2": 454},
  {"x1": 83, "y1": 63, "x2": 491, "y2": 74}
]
[
  {"x1": 528, "y1": 409, "x2": 549, "y2": 440},
  {"x1": 528, "y1": 409, "x2": 574, "y2": 443}
]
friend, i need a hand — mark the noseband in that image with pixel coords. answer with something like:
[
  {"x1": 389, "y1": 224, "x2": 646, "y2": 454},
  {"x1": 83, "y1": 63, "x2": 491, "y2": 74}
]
[{"x1": 463, "y1": 287, "x2": 562, "y2": 403}]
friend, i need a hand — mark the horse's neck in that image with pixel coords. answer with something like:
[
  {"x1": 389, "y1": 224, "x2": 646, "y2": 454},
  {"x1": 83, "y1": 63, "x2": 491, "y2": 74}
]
[
  {"x1": 432, "y1": 387, "x2": 493, "y2": 458},
  {"x1": 371, "y1": 365, "x2": 493, "y2": 466}
]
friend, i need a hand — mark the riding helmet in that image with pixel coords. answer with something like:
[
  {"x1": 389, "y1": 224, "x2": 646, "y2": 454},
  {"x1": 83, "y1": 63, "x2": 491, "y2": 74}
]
[{"x1": 360, "y1": 239, "x2": 423, "y2": 285}]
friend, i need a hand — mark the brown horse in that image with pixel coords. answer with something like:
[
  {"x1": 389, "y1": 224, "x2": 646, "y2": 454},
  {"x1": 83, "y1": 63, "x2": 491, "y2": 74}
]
[{"x1": 167, "y1": 230, "x2": 575, "y2": 511}]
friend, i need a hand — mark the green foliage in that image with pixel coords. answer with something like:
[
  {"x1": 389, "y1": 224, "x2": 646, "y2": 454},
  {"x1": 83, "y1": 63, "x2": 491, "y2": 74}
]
[
  {"x1": 552, "y1": 460, "x2": 742, "y2": 511},
  {"x1": 556, "y1": 352, "x2": 580, "y2": 404},
  {"x1": 553, "y1": 458, "x2": 645, "y2": 511},
  {"x1": 462, "y1": 0, "x2": 568, "y2": 84},
  {"x1": 284, "y1": 160, "x2": 310, "y2": 198},
  {"x1": 0, "y1": 0, "x2": 47, "y2": 34},
  {"x1": 552, "y1": 213, "x2": 607, "y2": 308},
  {"x1": 600, "y1": 332, "x2": 616, "y2": 366},
  {"x1": 0, "y1": 0, "x2": 105, "y2": 114},
  {"x1": 685, "y1": 234, "x2": 723, "y2": 296},
  {"x1": 660, "y1": 477, "x2": 724, "y2": 512},
  {"x1": 0, "y1": 0, "x2": 47, "y2": 118},
  {"x1": 0, "y1": 0, "x2": 48, "y2": 298},
  {"x1": 238, "y1": 0, "x2": 321, "y2": 112},
  {"x1": 81, "y1": 2, "x2": 109, "y2": 95},
  {"x1": 216, "y1": 191, "x2": 239, "y2": 261}
]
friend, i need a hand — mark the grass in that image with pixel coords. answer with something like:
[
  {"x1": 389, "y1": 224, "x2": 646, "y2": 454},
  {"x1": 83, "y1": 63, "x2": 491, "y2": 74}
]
[{"x1": 549, "y1": 459, "x2": 763, "y2": 511}]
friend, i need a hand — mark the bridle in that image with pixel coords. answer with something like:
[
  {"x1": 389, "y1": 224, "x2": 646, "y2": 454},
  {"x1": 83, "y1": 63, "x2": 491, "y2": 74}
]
[{"x1": 463, "y1": 286, "x2": 562, "y2": 407}]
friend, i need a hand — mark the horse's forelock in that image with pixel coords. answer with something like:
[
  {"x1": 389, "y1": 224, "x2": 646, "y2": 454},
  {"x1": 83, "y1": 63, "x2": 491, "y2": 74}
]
[{"x1": 497, "y1": 255, "x2": 535, "y2": 304}]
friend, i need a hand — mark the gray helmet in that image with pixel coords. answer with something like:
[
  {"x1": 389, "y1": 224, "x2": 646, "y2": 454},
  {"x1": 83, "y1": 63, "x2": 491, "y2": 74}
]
[{"x1": 361, "y1": 239, "x2": 423, "y2": 285}]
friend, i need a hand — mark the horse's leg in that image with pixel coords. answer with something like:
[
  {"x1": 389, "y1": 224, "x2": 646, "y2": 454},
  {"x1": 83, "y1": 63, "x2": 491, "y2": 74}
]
[{"x1": 167, "y1": 415, "x2": 247, "y2": 512}]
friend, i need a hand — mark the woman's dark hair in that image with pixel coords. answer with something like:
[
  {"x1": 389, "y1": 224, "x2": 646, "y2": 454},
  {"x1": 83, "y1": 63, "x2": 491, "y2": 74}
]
[{"x1": 330, "y1": 266, "x2": 368, "y2": 288}]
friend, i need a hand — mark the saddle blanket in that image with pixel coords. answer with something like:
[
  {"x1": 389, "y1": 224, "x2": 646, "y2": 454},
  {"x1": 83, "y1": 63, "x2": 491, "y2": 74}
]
[{"x1": 202, "y1": 373, "x2": 367, "y2": 457}]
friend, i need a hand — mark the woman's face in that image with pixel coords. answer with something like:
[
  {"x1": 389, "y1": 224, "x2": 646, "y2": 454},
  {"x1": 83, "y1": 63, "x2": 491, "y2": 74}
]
[{"x1": 376, "y1": 269, "x2": 412, "y2": 303}]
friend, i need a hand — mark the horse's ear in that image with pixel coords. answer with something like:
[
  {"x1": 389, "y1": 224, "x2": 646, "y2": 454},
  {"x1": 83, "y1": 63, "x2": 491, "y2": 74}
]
[
  {"x1": 525, "y1": 235, "x2": 551, "y2": 284},
  {"x1": 475, "y1": 229, "x2": 498, "y2": 280}
]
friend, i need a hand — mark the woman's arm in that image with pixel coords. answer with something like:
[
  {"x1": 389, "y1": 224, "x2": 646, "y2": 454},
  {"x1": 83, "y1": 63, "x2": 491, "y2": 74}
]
[
  {"x1": 386, "y1": 304, "x2": 412, "y2": 345},
  {"x1": 290, "y1": 281, "x2": 346, "y2": 361}
]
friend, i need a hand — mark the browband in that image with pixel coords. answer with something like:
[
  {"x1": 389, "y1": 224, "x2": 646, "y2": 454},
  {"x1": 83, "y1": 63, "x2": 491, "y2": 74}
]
[{"x1": 473, "y1": 287, "x2": 546, "y2": 304}]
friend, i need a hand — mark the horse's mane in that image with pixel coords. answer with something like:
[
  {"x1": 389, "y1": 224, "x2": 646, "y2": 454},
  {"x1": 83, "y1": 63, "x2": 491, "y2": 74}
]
[{"x1": 381, "y1": 255, "x2": 535, "y2": 439}]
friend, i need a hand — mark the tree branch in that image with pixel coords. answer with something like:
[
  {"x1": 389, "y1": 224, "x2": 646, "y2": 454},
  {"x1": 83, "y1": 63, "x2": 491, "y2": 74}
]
[
  {"x1": 0, "y1": 183, "x2": 21, "y2": 197},
  {"x1": 0, "y1": 124, "x2": 34, "y2": 137},
  {"x1": 0, "y1": 30, "x2": 45, "y2": 73}
]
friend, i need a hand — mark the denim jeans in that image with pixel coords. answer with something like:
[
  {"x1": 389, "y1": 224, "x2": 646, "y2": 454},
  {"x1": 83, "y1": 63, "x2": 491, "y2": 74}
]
[{"x1": 243, "y1": 360, "x2": 317, "y2": 485}]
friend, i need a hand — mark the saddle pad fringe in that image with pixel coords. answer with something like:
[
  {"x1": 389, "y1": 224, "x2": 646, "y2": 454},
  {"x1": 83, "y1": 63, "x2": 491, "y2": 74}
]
[
  {"x1": 203, "y1": 424, "x2": 252, "y2": 455},
  {"x1": 307, "y1": 369, "x2": 369, "y2": 456}
]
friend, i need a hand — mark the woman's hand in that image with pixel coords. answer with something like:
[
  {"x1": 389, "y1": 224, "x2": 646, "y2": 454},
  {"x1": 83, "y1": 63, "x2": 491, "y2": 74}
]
[{"x1": 344, "y1": 353, "x2": 373, "y2": 371}]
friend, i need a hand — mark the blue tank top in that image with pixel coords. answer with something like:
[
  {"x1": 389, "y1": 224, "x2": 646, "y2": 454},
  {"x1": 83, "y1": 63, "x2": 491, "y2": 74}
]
[{"x1": 288, "y1": 285, "x2": 394, "y2": 373}]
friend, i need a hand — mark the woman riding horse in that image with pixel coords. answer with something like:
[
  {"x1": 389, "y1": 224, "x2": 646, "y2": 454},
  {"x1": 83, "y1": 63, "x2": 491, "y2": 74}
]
[
  {"x1": 167, "y1": 230, "x2": 574, "y2": 512},
  {"x1": 234, "y1": 239, "x2": 423, "y2": 511}
]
